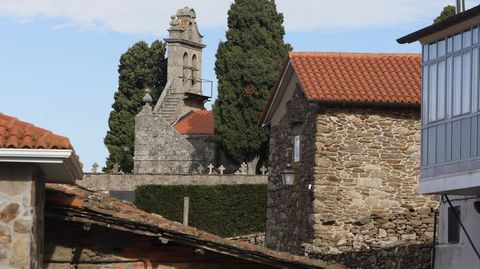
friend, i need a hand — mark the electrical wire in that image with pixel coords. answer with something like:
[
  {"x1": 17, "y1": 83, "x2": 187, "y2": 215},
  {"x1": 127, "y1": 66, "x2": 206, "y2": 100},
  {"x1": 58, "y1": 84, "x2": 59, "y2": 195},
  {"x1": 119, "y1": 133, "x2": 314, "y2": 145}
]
[{"x1": 443, "y1": 194, "x2": 480, "y2": 262}]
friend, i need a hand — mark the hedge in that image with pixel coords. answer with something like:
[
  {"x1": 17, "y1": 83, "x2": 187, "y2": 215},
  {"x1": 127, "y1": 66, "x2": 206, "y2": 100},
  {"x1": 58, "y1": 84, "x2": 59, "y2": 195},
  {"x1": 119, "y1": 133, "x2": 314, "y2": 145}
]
[{"x1": 135, "y1": 184, "x2": 267, "y2": 237}]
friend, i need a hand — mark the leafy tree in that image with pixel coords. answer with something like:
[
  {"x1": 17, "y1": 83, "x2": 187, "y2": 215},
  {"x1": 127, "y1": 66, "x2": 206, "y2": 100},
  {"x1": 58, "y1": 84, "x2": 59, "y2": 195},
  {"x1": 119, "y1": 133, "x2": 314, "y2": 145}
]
[
  {"x1": 104, "y1": 40, "x2": 167, "y2": 172},
  {"x1": 213, "y1": 0, "x2": 291, "y2": 174},
  {"x1": 434, "y1": 5, "x2": 456, "y2": 24}
]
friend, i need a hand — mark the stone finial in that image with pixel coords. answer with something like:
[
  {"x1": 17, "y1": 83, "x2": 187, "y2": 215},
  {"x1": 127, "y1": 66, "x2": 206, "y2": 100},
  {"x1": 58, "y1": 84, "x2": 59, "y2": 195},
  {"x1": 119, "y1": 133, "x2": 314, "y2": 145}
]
[
  {"x1": 207, "y1": 163, "x2": 214, "y2": 175},
  {"x1": 260, "y1": 166, "x2": 267, "y2": 176},
  {"x1": 143, "y1": 88, "x2": 153, "y2": 105},
  {"x1": 112, "y1": 163, "x2": 120, "y2": 173},
  {"x1": 218, "y1": 165, "x2": 225, "y2": 176},
  {"x1": 169, "y1": 15, "x2": 179, "y2": 26},
  {"x1": 235, "y1": 162, "x2": 248, "y2": 175},
  {"x1": 91, "y1": 162, "x2": 99, "y2": 174}
]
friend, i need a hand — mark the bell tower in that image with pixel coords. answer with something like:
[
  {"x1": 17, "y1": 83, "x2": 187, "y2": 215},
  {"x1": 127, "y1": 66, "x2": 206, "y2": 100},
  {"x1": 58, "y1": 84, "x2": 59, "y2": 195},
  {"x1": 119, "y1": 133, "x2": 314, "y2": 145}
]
[{"x1": 165, "y1": 7, "x2": 205, "y2": 96}]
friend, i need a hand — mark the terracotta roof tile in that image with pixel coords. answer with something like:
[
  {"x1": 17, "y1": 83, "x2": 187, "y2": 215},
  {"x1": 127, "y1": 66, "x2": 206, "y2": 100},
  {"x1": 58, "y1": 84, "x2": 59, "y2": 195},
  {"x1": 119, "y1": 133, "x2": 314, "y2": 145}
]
[
  {"x1": 0, "y1": 113, "x2": 72, "y2": 149},
  {"x1": 174, "y1": 110, "x2": 214, "y2": 136},
  {"x1": 289, "y1": 52, "x2": 421, "y2": 104}
]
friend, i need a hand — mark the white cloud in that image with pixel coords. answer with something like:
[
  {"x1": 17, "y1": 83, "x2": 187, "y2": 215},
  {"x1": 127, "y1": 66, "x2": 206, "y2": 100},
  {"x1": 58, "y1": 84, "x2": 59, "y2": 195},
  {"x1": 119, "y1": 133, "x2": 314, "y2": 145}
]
[{"x1": 0, "y1": 0, "x2": 479, "y2": 34}]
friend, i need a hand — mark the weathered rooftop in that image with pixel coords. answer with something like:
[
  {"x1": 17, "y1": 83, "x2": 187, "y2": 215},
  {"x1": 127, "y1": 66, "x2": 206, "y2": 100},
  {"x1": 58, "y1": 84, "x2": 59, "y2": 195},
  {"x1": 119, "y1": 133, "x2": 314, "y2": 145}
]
[{"x1": 45, "y1": 184, "x2": 343, "y2": 269}]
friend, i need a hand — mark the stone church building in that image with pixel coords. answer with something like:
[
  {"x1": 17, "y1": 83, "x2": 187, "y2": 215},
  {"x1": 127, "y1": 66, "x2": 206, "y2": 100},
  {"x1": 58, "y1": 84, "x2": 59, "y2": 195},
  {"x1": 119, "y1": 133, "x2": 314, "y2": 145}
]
[
  {"x1": 134, "y1": 7, "x2": 218, "y2": 174},
  {"x1": 261, "y1": 52, "x2": 438, "y2": 268}
]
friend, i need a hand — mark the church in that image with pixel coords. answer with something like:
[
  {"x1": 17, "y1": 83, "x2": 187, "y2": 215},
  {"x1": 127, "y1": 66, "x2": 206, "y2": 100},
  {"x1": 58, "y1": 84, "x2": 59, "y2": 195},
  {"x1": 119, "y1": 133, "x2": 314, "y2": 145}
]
[{"x1": 134, "y1": 7, "x2": 224, "y2": 174}]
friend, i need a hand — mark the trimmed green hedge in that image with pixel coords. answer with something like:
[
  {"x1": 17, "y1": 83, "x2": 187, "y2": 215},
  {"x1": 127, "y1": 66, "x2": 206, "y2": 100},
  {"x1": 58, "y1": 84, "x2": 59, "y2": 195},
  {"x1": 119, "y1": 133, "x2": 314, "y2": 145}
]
[{"x1": 135, "y1": 184, "x2": 267, "y2": 237}]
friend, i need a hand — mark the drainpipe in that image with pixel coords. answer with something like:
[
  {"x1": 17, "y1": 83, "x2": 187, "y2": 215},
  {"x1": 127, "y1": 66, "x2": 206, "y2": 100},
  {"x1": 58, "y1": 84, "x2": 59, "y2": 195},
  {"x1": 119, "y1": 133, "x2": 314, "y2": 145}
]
[{"x1": 456, "y1": 0, "x2": 465, "y2": 14}]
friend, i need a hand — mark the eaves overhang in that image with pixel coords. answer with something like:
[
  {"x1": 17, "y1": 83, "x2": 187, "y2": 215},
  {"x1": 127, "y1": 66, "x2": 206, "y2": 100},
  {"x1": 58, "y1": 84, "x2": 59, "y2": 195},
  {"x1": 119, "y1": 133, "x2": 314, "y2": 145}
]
[
  {"x1": 0, "y1": 148, "x2": 83, "y2": 183},
  {"x1": 397, "y1": 5, "x2": 480, "y2": 44},
  {"x1": 261, "y1": 61, "x2": 293, "y2": 127}
]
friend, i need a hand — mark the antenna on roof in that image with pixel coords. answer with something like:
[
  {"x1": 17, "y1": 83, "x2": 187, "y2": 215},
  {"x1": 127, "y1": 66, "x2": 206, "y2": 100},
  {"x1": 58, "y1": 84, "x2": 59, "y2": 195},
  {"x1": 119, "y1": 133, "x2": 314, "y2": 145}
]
[{"x1": 456, "y1": 0, "x2": 465, "y2": 14}]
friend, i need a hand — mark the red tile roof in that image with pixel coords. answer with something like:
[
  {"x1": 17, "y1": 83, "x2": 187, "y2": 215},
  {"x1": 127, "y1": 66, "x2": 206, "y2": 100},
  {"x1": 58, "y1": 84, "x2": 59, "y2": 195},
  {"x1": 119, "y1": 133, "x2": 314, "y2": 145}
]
[
  {"x1": 289, "y1": 52, "x2": 421, "y2": 104},
  {"x1": 0, "y1": 113, "x2": 72, "y2": 149},
  {"x1": 174, "y1": 110, "x2": 214, "y2": 135}
]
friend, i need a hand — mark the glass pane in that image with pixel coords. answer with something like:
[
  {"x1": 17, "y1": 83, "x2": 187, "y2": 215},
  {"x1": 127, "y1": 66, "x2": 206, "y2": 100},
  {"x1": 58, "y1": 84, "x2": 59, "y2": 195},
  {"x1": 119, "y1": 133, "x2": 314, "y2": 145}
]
[
  {"x1": 423, "y1": 45, "x2": 429, "y2": 62},
  {"x1": 474, "y1": 27, "x2": 479, "y2": 44},
  {"x1": 454, "y1": 33, "x2": 462, "y2": 51},
  {"x1": 463, "y1": 30, "x2": 472, "y2": 48},
  {"x1": 438, "y1": 61, "x2": 446, "y2": 120},
  {"x1": 423, "y1": 66, "x2": 429, "y2": 123},
  {"x1": 454, "y1": 55, "x2": 462, "y2": 116},
  {"x1": 429, "y1": 64, "x2": 437, "y2": 122},
  {"x1": 448, "y1": 36, "x2": 453, "y2": 53},
  {"x1": 463, "y1": 52, "x2": 471, "y2": 114},
  {"x1": 447, "y1": 57, "x2": 453, "y2": 118},
  {"x1": 429, "y1": 43, "x2": 437, "y2": 60},
  {"x1": 438, "y1": 39, "x2": 446, "y2": 57},
  {"x1": 473, "y1": 48, "x2": 479, "y2": 111}
]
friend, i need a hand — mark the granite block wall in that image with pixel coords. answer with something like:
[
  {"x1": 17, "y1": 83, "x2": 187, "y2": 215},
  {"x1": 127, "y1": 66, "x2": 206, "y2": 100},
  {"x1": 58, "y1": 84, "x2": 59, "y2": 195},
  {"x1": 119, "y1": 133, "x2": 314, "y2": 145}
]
[
  {"x1": 134, "y1": 105, "x2": 216, "y2": 174},
  {"x1": 311, "y1": 107, "x2": 437, "y2": 254},
  {"x1": 266, "y1": 86, "x2": 437, "y2": 266},
  {"x1": 0, "y1": 163, "x2": 44, "y2": 269}
]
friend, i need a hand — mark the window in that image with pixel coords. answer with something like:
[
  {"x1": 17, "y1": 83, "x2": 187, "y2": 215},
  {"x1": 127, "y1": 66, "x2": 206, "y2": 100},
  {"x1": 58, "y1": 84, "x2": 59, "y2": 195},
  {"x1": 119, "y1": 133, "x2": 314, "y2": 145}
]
[
  {"x1": 422, "y1": 66, "x2": 429, "y2": 123},
  {"x1": 454, "y1": 33, "x2": 462, "y2": 51},
  {"x1": 474, "y1": 27, "x2": 479, "y2": 44},
  {"x1": 447, "y1": 36, "x2": 453, "y2": 53},
  {"x1": 429, "y1": 64, "x2": 437, "y2": 121},
  {"x1": 423, "y1": 45, "x2": 429, "y2": 62},
  {"x1": 437, "y1": 61, "x2": 446, "y2": 120},
  {"x1": 293, "y1": 135, "x2": 301, "y2": 162},
  {"x1": 463, "y1": 30, "x2": 472, "y2": 48},
  {"x1": 473, "y1": 48, "x2": 479, "y2": 111},
  {"x1": 448, "y1": 206, "x2": 461, "y2": 244},
  {"x1": 438, "y1": 39, "x2": 446, "y2": 57},
  {"x1": 462, "y1": 52, "x2": 471, "y2": 114},
  {"x1": 453, "y1": 55, "x2": 462, "y2": 116},
  {"x1": 429, "y1": 43, "x2": 437, "y2": 61},
  {"x1": 447, "y1": 57, "x2": 453, "y2": 119}
]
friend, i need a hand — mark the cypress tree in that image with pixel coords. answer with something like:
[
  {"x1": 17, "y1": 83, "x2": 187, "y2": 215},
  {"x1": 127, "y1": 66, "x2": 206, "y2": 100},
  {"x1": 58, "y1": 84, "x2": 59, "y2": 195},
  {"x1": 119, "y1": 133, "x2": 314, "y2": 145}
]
[
  {"x1": 434, "y1": 5, "x2": 456, "y2": 24},
  {"x1": 104, "y1": 40, "x2": 167, "y2": 172},
  {"x1": 213, "y1": 0, "x2": 291, "y2": 174}
]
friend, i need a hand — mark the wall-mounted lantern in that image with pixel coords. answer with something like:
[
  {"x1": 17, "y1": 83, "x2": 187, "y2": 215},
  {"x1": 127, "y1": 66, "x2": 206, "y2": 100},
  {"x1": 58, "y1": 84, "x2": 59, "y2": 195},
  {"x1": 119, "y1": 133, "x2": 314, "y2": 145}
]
[{"x1": 282, "y1": 164, "x2": 295, "y2": 186}]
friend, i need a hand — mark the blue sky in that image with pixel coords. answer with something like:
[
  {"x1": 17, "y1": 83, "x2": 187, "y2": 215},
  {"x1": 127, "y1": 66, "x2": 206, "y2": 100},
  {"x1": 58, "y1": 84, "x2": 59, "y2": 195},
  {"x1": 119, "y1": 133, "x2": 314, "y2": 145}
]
[{"x1": 0, "y1": 0, "x2": 478, "y2": 171}]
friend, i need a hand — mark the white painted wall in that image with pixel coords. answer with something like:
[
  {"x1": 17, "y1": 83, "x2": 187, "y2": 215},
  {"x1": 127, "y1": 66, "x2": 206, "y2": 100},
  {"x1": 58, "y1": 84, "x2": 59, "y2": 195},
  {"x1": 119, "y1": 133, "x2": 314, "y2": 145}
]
[{"x1": 435, "y1": 195, "x2": 480, "y2": 268}]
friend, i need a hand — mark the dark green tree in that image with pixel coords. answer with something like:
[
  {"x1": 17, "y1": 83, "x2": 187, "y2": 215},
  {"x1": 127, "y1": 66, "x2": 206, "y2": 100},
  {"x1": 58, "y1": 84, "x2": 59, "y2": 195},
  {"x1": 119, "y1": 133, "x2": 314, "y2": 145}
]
[
  {"x1": 104, "y1": 40, "x2": 167, "y2": 172},
  {"x1": 434, "y1": 5, "x2": 456, "y2": 24},
  {"x1": 213, "y1": 0, "x2": 291, "y2": 174}
]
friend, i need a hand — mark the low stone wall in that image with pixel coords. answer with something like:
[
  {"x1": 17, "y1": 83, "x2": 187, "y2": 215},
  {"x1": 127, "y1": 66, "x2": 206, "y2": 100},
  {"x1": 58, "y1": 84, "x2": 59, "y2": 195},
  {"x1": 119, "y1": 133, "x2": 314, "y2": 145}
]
[
  {"x1": 78, "y1": 173, "x2": 267, "y2": 191},
  {"x1": 306, "y1": 243, "x2": 432, "y2": 269}
]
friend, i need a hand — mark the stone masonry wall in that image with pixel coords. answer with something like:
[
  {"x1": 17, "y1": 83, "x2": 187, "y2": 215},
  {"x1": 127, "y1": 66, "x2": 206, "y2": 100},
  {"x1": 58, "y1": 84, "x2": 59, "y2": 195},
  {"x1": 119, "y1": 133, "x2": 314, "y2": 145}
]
[
  {"x1": 311, "y1": 107, "x2": 437, "y2": 255},
  {"x1": 79, "y1": 173, "x2": 267, "y2": 191},
  {"x1": 266, "y1": 86, "x2": 318, "y2": 254},
  {"x1": 134, "y1": 105, "x2": 216, "y2": 174},
  {"x1": 0, "y1": 163, "x2": 44, "y2": 269}
]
